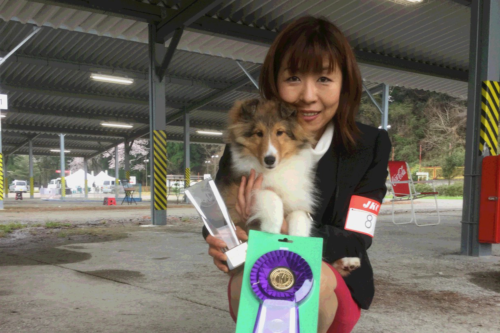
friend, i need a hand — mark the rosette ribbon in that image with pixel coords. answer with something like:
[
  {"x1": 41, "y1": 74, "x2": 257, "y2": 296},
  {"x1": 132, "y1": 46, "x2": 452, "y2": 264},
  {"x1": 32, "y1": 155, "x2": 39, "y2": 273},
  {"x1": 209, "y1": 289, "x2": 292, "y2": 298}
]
[{"x1": 250, "y1": 250, "x2": 313, "y2": 333}]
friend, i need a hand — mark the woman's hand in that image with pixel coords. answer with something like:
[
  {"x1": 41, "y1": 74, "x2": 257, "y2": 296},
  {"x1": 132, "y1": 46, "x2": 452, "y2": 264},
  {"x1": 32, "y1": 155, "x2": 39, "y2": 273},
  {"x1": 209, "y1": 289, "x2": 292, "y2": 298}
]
[
  {"x1": 207, "y1": 226, "x2": 248, "y2": 273},
  {"x1": 235, "y1": 169, "x2": 263, "y2": 222},
  {"x1": 235, "y1": 169, "x2": 288, "y2": 234}
]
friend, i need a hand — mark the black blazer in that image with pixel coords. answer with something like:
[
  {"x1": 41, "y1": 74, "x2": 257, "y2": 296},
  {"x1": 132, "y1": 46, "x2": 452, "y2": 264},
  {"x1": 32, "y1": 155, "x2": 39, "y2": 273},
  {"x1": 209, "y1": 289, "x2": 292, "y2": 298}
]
[
  {"x1": 207, "y1": 122, "x2": 391, "y2": 310},
  {"x1": 311, "y1": 122, "x2": 391, "y2": 310}
]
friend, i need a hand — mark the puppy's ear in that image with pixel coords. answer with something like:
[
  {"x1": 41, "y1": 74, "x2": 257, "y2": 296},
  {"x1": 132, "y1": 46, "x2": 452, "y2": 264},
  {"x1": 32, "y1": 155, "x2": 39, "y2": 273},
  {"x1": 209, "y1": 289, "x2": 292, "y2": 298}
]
[
  {"x1": 280, "y1": 102, "x2": 297, "y2": 119},
  {"x1": 241, "y1": 99, "x2": 260, "y2": 119}
]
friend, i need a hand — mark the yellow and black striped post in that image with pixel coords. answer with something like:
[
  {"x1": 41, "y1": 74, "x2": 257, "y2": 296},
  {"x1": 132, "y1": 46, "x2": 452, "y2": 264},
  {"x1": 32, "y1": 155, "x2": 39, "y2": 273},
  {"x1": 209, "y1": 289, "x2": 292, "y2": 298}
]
[
  {"x1": 0, "y1": 153, "x2": 4, "y2": 207},
  {"x1": 125, "y1": 171, "x2": 130, "y2": 182},
  {"x1": 480, "y1": 80, "x2": 500, "y2": 155},
  {"x1": 30, "y1": 178, "x2": 34, "y2": 198},
  {"x1": 153, "y1": 130, "x2": 167, "y2": 211},
  {"x1": 185, "y1": 168, "x2": 190, "y2": 189},
  {"x1": 61, "y1": 177, "x2": 66, "y2": 198}
]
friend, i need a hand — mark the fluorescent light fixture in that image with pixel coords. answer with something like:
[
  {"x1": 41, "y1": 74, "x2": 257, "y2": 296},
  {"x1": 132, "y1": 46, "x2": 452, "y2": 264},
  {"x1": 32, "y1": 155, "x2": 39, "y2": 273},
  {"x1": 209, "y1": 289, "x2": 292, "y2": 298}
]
[
  {"x1": 0, "y1": 114, "x2": 5, "y2": 118},
  {"x1": 196, "y1": 130, "x2": 223, "y2": 136},
  {"x1": 101, "y1": 122, "x2": 133, "y2": 129},
  {"x1": 406, "y1": 0, "x2": 423, "y2": 2},
  {"x1": 90, "y1": 73, "x2": 134, "y2": 85},
  {"x1": 50, "y1": 149, "x2": 71, "y2": 153}
]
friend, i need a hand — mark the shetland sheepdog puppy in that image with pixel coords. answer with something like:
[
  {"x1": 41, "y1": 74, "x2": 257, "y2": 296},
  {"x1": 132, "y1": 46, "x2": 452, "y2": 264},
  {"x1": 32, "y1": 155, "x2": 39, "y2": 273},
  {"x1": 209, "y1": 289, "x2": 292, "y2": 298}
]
[
  {"x1": 216, "y1": 98, "x2": 319, "y2": 237},
  {"x1": 217, "y1": 98, "x2": 361, "y2": 277}
]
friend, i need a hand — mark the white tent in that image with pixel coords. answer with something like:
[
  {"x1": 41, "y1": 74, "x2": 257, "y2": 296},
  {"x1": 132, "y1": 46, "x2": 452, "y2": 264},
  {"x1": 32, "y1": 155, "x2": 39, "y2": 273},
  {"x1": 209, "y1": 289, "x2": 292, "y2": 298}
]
[
  {"x1": 64, "y1": 169, "x2": 94, "y2": 190},
  {"x1": 93, "y1": 171, "x2": 116, "y2": 187}
]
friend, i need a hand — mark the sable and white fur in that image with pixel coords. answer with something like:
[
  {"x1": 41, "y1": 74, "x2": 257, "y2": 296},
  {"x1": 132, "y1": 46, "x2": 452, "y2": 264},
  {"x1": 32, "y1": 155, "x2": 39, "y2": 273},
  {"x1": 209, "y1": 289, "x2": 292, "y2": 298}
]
[
  {"x1": 217, "y1": 98, "x2": 319, "y2": 237},
  {"x1": 217, "y1": 98, "x2": 361, "y2": 276}
]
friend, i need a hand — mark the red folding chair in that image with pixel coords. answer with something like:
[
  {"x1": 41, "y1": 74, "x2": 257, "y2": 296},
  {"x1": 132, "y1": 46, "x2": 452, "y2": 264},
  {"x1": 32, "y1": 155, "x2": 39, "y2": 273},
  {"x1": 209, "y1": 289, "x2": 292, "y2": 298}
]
[{"x1": 387, "y1": 161, "x2": 440, "y2": 226}]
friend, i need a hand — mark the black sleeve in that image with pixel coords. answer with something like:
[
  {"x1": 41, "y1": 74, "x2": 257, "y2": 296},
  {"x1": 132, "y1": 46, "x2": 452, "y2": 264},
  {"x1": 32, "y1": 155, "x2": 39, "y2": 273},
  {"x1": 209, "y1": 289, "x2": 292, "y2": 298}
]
[
  {"x1": 314, "y1": 130, "x2": 391, "y2": 262},
  {"x1": 201, "y1": 144, "x2": 231, "y2": 240}
]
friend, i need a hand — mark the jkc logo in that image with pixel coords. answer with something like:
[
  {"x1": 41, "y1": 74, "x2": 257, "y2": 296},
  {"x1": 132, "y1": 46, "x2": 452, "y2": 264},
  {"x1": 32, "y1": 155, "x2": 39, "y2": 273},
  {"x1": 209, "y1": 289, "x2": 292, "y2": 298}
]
[
  {"x1": 363, "y1": 200, "x2": 380, "y2": 212},
  {"x1": 391, "y1": 165, "x2": 406, "y2": 183}
]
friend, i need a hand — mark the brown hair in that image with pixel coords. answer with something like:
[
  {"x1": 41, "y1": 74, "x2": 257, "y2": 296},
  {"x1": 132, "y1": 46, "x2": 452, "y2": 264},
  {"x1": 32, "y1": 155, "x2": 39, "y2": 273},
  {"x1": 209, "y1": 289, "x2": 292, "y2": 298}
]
[{"x1": 259, "y1": 16, "x2": 362, "y2": 152}]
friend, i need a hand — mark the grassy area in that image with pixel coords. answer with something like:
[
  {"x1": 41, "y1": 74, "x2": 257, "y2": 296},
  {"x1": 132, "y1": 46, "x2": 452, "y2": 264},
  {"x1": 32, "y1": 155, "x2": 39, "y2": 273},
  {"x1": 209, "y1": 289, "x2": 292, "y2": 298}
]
[
  {"x1": 0, "y1": 223, "x2": 28, "y2": 237},
  {"x1": 45, "y1": 222, "x2": 72, "y2": 228}
]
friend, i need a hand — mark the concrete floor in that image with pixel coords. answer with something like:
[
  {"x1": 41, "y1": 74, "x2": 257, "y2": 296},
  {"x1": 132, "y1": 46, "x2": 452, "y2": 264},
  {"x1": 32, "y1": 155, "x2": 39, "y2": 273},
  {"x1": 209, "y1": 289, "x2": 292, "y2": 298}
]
[{"x1": 1, "y1": 200, "x2": 499, "y2": 333}]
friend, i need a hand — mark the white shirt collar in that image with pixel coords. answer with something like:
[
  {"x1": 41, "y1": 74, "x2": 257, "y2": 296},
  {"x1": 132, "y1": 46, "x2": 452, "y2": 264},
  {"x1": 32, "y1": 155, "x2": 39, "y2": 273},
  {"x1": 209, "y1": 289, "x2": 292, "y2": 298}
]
[{"x1": 311, "y1": 121, "x2": 334, "y2": 161}]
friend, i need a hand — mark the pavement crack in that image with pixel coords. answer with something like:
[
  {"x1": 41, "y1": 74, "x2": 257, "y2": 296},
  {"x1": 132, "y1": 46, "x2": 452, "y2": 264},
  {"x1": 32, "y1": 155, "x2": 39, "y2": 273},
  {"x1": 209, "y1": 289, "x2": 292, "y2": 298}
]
[{"x1": 172, "y1": 295, "x2": 229, "y2": 313}]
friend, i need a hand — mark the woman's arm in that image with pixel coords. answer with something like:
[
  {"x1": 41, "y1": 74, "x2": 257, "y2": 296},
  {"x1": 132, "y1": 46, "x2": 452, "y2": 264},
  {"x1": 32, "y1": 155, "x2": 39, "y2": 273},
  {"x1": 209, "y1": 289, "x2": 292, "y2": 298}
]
[{"x1": 313, "y1": 129, "x2": 392, "y2": 263}]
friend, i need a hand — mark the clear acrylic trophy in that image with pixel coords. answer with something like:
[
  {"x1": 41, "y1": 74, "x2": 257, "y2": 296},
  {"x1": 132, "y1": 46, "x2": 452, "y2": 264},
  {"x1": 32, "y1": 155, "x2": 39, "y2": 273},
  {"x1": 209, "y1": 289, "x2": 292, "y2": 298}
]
[{"x1": 185, "y1": 178, "x2": 247, "y2": 270}]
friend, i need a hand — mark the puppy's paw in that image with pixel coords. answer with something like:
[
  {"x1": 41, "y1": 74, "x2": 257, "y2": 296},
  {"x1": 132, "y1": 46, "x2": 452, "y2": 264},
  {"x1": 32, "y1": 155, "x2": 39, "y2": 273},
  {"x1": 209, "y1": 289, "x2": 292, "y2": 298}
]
[
  {"x1": 287, "y1": 211, "x2": 312, "y2": 237},
  {"x1": 332, "y1": 257, "x2": 361, "y2": 277},
  {"x1": 251, "y1": 189, "x2": 283, "y2": 234}
]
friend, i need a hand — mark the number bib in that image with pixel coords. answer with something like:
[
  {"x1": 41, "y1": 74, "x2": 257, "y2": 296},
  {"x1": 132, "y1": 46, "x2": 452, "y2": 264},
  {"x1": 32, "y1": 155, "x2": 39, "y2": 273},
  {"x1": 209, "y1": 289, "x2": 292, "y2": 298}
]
[{"x1": 344, "y1": 196, "x2": 381, "y2": 237}]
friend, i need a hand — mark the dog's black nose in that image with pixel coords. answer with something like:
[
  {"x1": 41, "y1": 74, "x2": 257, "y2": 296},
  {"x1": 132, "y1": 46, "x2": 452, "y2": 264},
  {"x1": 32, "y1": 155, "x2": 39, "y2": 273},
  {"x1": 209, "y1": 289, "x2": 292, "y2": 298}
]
[{"x1": 264, "y1": 156, "x2": 276, "y2": 165}]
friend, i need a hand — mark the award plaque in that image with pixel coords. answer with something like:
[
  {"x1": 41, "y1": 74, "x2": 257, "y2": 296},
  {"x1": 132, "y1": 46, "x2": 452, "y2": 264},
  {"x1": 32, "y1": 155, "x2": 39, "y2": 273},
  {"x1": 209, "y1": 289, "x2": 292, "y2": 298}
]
[
  {"x1": 185, "y1": 179, "x2": 247, "y2": 270},
  {"x1": 236, "y1": 231, "x2": 323, "y2": 333}
]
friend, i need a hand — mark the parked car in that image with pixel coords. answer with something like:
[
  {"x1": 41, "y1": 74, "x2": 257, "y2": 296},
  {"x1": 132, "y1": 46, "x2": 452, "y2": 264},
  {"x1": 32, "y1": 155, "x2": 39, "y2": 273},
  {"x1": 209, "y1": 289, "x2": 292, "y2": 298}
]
[
  {"x1": 9, "y1": 180, "x2": 29, "y2": 193},
  {"x1": 102, "y1": 180, "x2": 121, "y2": 193},
  {"x1": 48, "y1": 178, "x2": 61, "y2": 189}
]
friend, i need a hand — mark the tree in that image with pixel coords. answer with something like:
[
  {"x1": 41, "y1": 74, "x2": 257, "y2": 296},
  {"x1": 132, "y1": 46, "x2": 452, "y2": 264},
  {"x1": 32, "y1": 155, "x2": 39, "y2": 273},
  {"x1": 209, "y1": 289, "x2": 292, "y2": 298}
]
[
  {"x1": 421, "y1": 98, "x2": 467, "y2": 164},
  {"x1": 441, "y1": 148, "x2": 465, "y2": 185}
]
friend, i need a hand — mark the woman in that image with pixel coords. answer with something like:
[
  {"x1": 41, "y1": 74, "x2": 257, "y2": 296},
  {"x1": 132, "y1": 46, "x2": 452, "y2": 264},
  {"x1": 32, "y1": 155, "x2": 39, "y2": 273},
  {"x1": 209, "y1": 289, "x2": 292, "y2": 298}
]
[{"x1": 204, "y1": 16, "x2": 391, "y2": 333}]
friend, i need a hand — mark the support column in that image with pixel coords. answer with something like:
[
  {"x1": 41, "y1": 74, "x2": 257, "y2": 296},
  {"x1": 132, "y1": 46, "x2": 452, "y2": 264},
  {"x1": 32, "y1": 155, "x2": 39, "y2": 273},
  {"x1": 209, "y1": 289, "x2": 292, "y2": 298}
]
[
  {"x1": 83, "y1": 157, "x2": 88, "y2": 199},
  {"x1": 184, "y1": 111, "x2": 190, "y2": 203},
  {"x1": 124, "y1": 139, "x2": 131, "y2": 183},
  {"x1": 3, "y1": 155, "x2": 7, "y2": 199},
  {"x1": 59, "y1": 134, "x2": 66, "y2": 199},
  {"x1": 381, "y1": 84, "x2": 390, "y2": 131},
  {"x1": 29, "y1": 139, "x2": 34, "y2": 199},
  {"x1": 0, "y1": 116, "x2": 3, "y2": 209},
  {"x1": 115, "y1": 146, "x2": 119, "y2": 199},
  {"x1": 149, "y1": 24, "x2": 168, "y2": 225},
  {"x1": 461, "y1": 0, "x2": 499, "y2": 256}
]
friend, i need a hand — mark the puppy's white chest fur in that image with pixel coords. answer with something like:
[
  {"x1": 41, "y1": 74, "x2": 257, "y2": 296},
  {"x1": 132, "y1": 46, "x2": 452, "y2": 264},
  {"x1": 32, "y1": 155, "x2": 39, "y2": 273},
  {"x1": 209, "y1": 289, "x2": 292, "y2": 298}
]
[{"x1": 231, "y1": 147, "x2": 319, "y2": 237}]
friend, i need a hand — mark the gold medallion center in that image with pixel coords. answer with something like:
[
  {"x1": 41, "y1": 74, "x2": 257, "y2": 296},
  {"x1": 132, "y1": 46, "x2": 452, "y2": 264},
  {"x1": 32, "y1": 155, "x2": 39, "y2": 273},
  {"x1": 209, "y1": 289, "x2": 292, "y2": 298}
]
[{"x1": 269, "y1": 267, "x2": 295, "y2": 291}]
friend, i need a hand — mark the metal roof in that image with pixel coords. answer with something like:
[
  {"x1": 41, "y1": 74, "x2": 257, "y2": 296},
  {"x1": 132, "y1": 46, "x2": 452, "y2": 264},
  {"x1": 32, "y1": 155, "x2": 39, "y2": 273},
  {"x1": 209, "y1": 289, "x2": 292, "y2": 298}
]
[{"x1": 0, "y1": 0, "x2": 472, "y2": 157}]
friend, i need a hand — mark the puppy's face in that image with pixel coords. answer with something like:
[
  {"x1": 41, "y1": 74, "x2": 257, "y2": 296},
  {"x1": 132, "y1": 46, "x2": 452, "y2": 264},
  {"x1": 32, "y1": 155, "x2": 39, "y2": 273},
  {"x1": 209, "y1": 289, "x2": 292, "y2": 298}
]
[{"x1": 227, "y1": 99, "x2": 315, "y2": 169}]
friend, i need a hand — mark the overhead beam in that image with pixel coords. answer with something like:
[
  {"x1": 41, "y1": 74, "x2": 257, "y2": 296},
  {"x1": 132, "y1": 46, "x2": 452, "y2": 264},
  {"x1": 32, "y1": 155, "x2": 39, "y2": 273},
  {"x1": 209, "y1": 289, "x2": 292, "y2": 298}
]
[
  {"x1": 2, "y1": 84, "x2": 149, "y2": 106},
  {"x1": 8, "y1": 107, "x2": 227, "y2": 130},
  {"x1": 2, "y1": 53, "x2": 236, "y2": 91},
  {"x1": 3, "y1": 84, "x2": 237, "y2": 112},
  {"x1": 7, "y1": 151, "x2": 87, "y2": 158},
  {"x1": 355, "y1": 50, "x2": 468, "y2": 82},
  {"x1": 157, "y1": 27, "x2": 184, "y2": 79},
  {"x1": 168, "y1": 134, "x2": 224, "y2": 145},
  {"x1": 8, "y1": 107, "x2": 148, "y2": 124},
  {"x1": 188, "y1": 15, "x2": 276, "y2": 47},
  {"x1": 165, "y1": 67, "x2": 261, "y2": 124},
  {"x1": 30, "y1": 0, "x2": 164, "y2": 22},
  {"x1": 1, "y1": 133, "x2": 119, "y2": 143},
  {"x1": 2, "y1": 124, "x2": 127, "y2": 138},
  {"x1": 450, "y1": 0, "x2": 472, "y2": 6},
  {"x1": 4, "y1": 134, "x2": 40, "y2": 156},
  {"x1": 29, "y1": 1, "x2": 466, "y2": 83},
  {"x1": 3, "y1": 143, "x2": 98, "y2": 151},
  {"x1": 156, "y1": 0, "x2": 223, "y2": 42}
]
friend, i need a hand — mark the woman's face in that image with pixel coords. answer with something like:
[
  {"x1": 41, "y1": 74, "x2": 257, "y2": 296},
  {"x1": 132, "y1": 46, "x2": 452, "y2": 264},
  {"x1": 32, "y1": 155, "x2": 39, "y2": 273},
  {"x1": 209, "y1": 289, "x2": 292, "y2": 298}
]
[{"x1": 277, "y1": 58, "x2": 343, "y2": 142}]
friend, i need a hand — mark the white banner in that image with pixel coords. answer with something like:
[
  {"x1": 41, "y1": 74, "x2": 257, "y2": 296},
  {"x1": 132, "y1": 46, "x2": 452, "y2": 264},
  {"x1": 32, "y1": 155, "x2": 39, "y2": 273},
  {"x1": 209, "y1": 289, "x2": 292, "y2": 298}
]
[{"x1": 0, "y1": 94, "x2": 7, "y2": 110}]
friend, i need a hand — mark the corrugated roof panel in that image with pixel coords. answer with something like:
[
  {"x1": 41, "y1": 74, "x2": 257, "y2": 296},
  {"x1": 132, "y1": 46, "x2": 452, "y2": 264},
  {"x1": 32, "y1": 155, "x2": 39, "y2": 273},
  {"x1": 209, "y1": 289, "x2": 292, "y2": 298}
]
[{"x1": 360, "y1": 64, "x2": 468, "y2": 99}]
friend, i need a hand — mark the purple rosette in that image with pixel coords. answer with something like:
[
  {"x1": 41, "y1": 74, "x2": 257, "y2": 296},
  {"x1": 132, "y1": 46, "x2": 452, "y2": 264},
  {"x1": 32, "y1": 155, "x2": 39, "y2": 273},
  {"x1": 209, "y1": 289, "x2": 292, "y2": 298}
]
[{"x1": 250, "y1": 250, "x2": 313, "y2": 302}]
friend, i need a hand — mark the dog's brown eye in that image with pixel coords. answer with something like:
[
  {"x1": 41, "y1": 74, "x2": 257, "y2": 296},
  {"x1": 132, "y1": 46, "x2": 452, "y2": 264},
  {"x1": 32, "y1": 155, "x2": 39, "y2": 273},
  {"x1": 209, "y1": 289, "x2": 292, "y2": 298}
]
[
  {"x1": 256, "y1": 131, "x2": 263, "y2": 137},
  {"x1": 277, "y1": 131, "x2": 284, "y2": 136}
]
